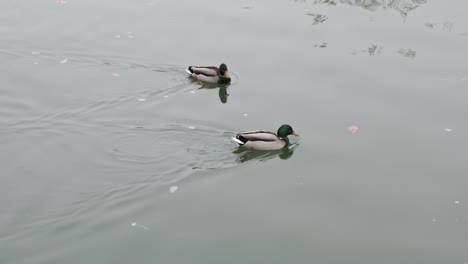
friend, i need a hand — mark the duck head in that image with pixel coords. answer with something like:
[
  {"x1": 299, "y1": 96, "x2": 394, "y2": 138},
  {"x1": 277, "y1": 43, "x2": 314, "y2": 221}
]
[
  {"x1": 219, "y1": 63, "x2": 230, "y2": 78},
  {"x1": 277, "y1": 124, "x2": 300, "y2": 138}
]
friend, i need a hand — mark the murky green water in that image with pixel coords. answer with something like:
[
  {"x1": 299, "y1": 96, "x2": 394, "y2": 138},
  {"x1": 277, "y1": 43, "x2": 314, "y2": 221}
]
[{"x1": 1, "y1": 0, "x2": 468, "y2": 263}]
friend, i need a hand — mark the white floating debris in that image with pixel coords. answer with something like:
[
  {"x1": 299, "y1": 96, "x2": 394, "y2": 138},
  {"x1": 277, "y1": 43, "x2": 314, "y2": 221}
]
[
  {"x1": 33, "y1": 62, "x2": 39, "y2": 65},
  {"x1": 31, "y1": 51, "x2": 40, "y2": 55},
  {"x1": 111, "y1": 73, "x2": 120, "y2": 77},
  {"x1": 129, "y1": 222, "x2": 151, "y2": 230},
  {"x1": 137, "y1": 98, "x2": 147, "y2": 102},
  {"x1": 445, "y1": 128, "x2": 452, "y2": 132},
  {"x1": 170, "y1": 186, "x2": 178, "y2": 193},
  {"x1": 190, "y1": 91, "x2": 196, "y2": 94},
  {"x1": 163, "y1": 95, "x2": 169, "y2": 98},
  {"x1": 243, "y1": 113, "x2": 248, "y2": 117},
  {"x1": 454, "y1": 200, "x2": 460, "y2": 204},
  {"x1": 348, "y1": 125, "x2": 359, "y2": 134},
  {"x1": 432, "y1": 218, "x2": 437, "y2": 222},
  {"x1": 188, "y1": 126, "x2": 195, "y2": 129},
  {"x1": 60, "y1": 59, "x2": 68, "y2": 64}
]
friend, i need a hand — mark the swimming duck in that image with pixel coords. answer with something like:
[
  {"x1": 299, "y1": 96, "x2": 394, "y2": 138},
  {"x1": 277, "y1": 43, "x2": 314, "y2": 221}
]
[
  {"x1": 232, "y1": 124, "x2": 300, "y2": 151},
  {"x1": 186, "y1": 63, "x2": 231, "y2": 86}
]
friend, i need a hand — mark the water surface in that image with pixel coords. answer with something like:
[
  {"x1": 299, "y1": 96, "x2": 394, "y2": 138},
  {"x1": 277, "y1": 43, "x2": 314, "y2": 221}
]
[{"x1": 1, "y1": 0, "x2": 468, "y2": 263}]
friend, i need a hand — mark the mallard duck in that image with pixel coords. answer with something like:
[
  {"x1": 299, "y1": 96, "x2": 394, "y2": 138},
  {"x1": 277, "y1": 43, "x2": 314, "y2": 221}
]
[
  {"x1": 186, "y1": 63, "x2": 231, "y2": 86},
  {"x1": 232, "y1": 124, "x2": 300, "y2": 151}
]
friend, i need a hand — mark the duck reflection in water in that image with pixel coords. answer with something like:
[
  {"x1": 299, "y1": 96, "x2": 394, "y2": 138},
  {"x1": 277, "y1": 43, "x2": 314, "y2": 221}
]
[
  {"x1": 233, "y1": 145, "x2": 297, "y2": 163},
  {"x1": 188, "y1": 79, "x2": 230, "y2": 104}
]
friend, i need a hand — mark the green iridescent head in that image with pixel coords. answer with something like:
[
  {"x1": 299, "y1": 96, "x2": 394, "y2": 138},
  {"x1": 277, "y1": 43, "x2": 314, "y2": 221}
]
[{"x1": 277, "y1": 124, "x2": 300, "y2": 138}]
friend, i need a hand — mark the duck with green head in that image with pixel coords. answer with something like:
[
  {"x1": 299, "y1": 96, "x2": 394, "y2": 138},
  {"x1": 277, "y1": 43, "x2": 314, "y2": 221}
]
[
  {"x1": 232, "y1": 124, "x2": 300, "y2": 151},
  {"x1": 186, "y1": 63, "x2": 231, "y2": 86}
]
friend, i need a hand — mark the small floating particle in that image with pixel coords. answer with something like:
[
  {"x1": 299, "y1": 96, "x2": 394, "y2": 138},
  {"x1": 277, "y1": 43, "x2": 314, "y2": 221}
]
[
  {"x1": 31, "y1": 51, "x2": 40, "y2": 55},
  {"x1": 348, "y1": 125, "x2": 359, "y2": 134},
  {"x1": 170, "y1": 186, "x2": 178, "y2": 193},
  {"x1": 60, "y1": 59, "x2": 68, "y2": 64},
  {"x1": 111, "y1": 73, "x2": 120, "y2": 77},
  {"x1": 432, "y1": 218, "x2": 437, "y2": 222},
  {"x1": 137, "y1": 98, "x2": 147, "y2": 102},
  {"x1": 190, "y1": 91, "x2": 196, "y2": 94},
  {"x1": 163, "y1": 95, "x2": 169, "y2": 98},
  {"x1": 129, "y1": 222, "x2": 151, "y2": 230},
  {"x1": 33, "y1": 62, "x2": 39, "y2": 65},
  {"x1": 188, "y1": 126, "x2": 195, "y2": 129},
  {"x1": 454, "y1": 200, "x2": 460, "y2": 204},
  {"x1": 243, "y1": 113, "x2": 248, "y2": 117},
  {"x1": 445, "y1": 128, "x2": 452, "y2": 132}
]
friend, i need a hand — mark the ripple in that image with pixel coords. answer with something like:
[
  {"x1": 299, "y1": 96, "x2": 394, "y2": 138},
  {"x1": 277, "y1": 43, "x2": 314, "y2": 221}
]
[
  {"x1": 108, "y1": 124, "x2": 238, "y2": 171},
  {"x1": 1, "y1": 46, "x2": 242, "y2": 260},
  {"x1": 0, "y1": 121, "x2": 243, "y2": 249}
]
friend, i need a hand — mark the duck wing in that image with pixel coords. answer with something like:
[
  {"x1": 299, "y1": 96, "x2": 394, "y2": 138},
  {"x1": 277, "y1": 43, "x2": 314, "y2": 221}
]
[
  {"x1": 238, "y1": 131, "x2": 279, "y2": 141},
  {"x1": 191, "y1": 66, "x2": 219, "y2": 76}
]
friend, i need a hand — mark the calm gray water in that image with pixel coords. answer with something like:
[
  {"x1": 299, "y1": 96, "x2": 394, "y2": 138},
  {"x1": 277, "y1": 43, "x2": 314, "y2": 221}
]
[{"x1": 1, "y1": 0, "x2": 468, "y2": 263}]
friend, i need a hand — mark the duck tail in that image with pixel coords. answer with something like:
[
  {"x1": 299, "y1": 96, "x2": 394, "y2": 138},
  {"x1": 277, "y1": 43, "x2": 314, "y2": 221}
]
[
  {"x1": 188, "y1": 66, "x2": 194, "y2": 73},
  {"x1": 232, "y1": 135, "x2": 248, "y2": 145}
]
